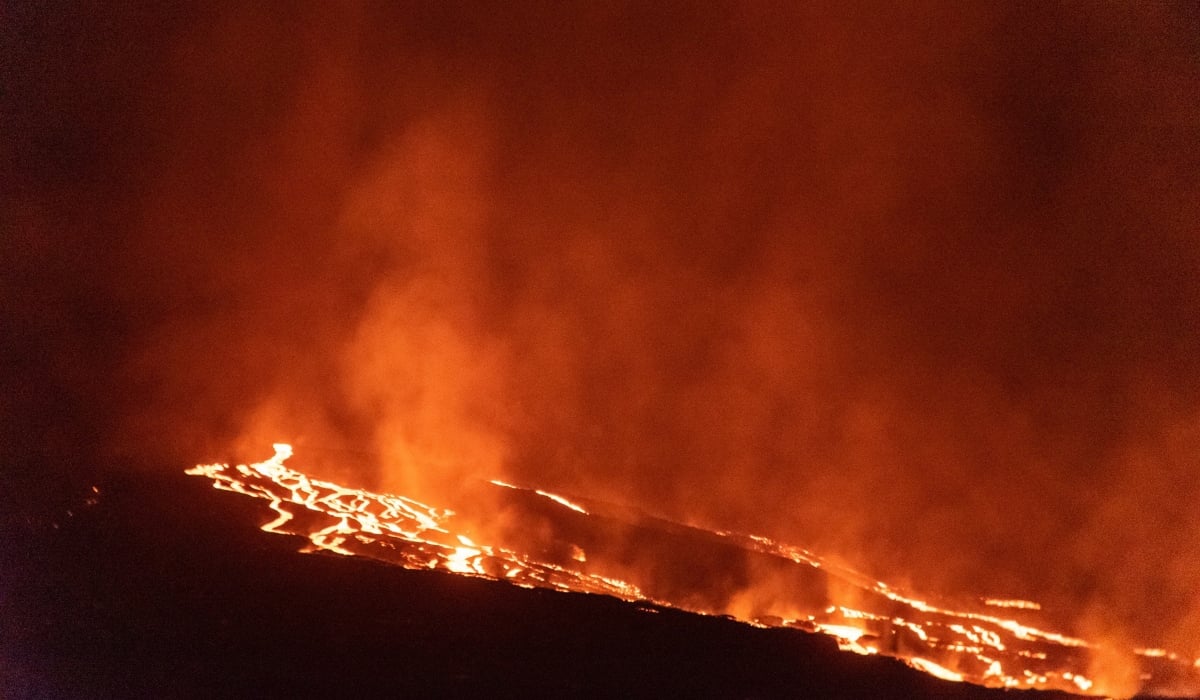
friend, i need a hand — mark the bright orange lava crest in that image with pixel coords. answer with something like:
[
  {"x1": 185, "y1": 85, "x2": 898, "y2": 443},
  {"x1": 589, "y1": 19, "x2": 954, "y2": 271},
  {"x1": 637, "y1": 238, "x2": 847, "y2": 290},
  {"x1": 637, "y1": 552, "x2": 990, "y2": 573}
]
[{"x1": 187, "y1": 445, "x2": 1200, "y2": 698}]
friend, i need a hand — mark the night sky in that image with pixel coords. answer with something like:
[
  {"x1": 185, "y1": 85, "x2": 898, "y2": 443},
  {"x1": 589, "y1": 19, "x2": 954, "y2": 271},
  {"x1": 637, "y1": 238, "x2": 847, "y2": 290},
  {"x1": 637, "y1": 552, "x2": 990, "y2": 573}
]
[{"x1": 4, "y1": 0, "x2": 1199, "y2": 663}]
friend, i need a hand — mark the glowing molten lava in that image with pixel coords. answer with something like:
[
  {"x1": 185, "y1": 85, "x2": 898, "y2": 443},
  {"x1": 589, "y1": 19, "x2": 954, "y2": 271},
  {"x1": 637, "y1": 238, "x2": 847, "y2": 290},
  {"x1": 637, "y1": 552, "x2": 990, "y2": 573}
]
[{"x1": 187, "y1": 445, "x2": 1200, "y2": 697}]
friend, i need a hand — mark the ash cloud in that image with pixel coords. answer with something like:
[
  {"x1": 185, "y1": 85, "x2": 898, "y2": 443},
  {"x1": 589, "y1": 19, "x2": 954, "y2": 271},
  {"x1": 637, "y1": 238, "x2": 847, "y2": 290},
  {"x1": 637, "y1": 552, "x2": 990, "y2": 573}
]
[{"x1": 4, "y1": 1, "x2": 1199, "y2": 654}]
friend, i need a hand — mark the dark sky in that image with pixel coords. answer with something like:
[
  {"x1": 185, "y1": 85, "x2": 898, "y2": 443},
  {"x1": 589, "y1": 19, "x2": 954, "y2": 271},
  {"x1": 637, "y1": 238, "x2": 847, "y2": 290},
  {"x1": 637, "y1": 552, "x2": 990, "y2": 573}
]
[{"x1": 4, "y1": 0, "x2": 1199, "y2": 660}]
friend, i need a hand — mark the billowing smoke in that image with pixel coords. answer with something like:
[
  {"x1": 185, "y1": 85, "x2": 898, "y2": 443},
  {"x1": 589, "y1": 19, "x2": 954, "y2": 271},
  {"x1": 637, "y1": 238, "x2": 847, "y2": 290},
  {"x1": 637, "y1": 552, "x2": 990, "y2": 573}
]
[{"x1": 5, "y1": 1, "x2": 1198, "y2": 661}]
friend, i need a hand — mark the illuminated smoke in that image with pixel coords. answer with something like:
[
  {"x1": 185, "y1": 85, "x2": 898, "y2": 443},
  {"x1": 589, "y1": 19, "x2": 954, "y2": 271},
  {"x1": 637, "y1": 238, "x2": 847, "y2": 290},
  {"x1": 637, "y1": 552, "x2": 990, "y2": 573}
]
[{"x1": 4, "y1": 0, "x2": 1198, "y2": 666}]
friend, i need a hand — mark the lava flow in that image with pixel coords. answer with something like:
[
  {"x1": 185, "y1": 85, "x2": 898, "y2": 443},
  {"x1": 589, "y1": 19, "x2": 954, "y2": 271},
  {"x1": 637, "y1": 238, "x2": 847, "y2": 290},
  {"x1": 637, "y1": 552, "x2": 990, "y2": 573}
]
[{"x1": 187, "y1": 445, "x2": 1200, "y2": 697}]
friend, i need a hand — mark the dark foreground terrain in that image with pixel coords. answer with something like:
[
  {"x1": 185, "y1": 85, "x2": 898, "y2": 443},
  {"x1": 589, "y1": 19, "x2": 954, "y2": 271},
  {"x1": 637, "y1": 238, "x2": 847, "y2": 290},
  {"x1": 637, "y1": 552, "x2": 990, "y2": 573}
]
[{"x1": 2, "y1": 463, "x2": 1084, "y2": 700}]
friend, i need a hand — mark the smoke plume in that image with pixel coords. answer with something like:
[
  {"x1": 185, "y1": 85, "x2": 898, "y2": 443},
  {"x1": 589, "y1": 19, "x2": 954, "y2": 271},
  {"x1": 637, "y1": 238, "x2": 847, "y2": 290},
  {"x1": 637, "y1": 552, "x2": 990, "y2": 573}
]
[{"x1": 4, "y1": 1, "x2": 1198, "y2": 657}]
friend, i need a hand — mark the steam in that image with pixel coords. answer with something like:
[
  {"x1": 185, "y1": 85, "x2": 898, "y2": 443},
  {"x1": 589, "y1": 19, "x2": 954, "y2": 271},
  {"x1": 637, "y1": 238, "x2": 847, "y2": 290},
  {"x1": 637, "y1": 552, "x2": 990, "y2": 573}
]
[{"x1": 5, "y1": 1, "x2": 1198, "y2": 659}]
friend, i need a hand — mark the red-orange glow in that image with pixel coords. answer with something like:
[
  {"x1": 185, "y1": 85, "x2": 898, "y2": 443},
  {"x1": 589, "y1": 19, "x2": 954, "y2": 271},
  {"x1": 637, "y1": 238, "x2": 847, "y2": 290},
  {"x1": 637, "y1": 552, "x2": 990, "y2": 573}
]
[
  {"x1": 10, "y1": 7, "x2": 1199, "y2": 699},
  {"x1": 188, "y1": 446, "x2": 1200, "y2": 697},
  {"x1": 909, "y1": 657, "x2": 965, "y2": 683},
  {"x1": 984, "y1": 599, "x2": 1042, "y2": 611}
]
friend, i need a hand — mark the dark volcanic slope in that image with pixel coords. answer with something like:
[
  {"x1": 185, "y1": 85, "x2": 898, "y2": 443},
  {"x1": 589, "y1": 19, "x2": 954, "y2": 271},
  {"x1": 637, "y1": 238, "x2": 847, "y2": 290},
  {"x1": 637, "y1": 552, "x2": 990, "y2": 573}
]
[{"x1": 1, "y1": 466, "x2": 1084, "y2": 700}]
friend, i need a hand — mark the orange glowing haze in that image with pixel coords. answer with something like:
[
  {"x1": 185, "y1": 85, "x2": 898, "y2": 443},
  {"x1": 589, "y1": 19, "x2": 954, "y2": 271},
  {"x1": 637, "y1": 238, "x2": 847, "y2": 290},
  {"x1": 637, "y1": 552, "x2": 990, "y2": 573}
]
[{"x1": 3, "y1": 2, "x2": 1198, "y2": 695}]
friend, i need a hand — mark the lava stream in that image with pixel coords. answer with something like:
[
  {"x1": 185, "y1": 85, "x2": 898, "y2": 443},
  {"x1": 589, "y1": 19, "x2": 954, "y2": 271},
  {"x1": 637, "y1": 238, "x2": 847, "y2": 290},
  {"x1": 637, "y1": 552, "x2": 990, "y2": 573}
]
[{"x1": 186, "y1": 445, "x2": 1200, "y2": 698}]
